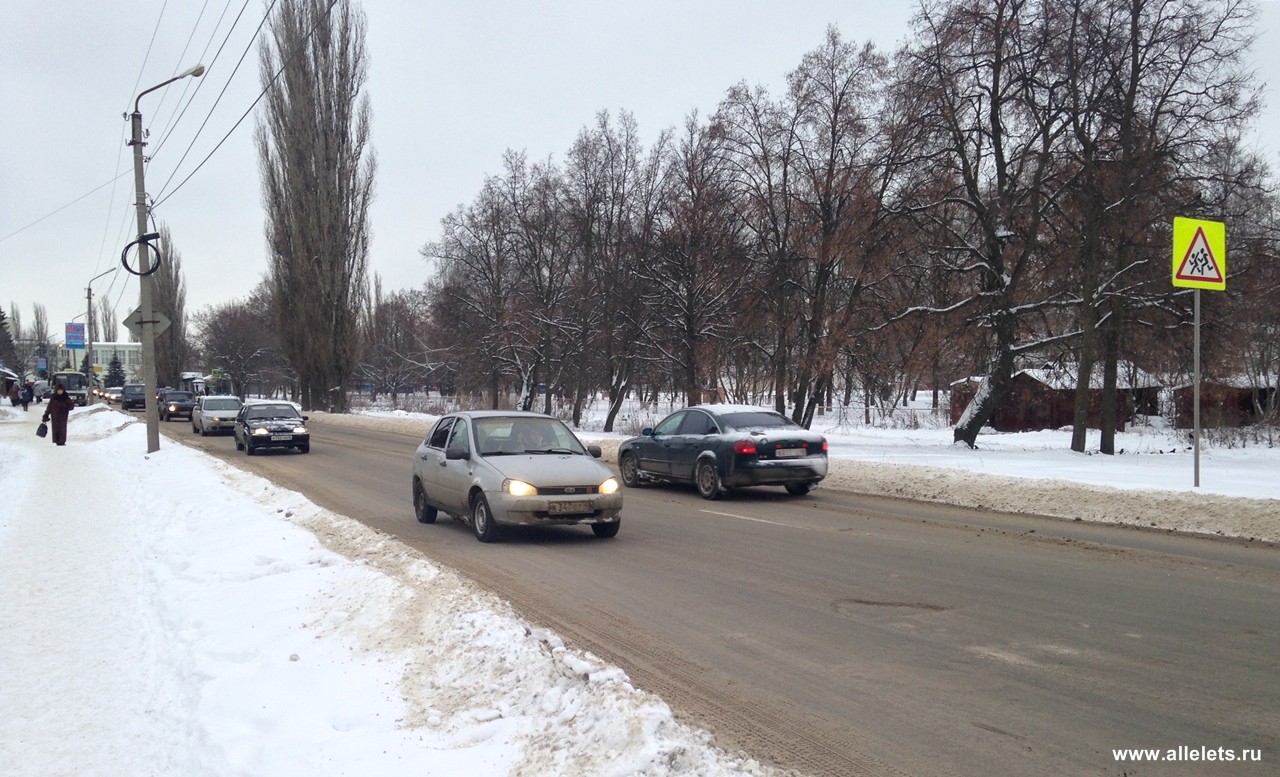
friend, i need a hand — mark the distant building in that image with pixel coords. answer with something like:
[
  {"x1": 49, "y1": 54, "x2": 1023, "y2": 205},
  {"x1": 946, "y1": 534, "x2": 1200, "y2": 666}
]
[
  {"x1": 950, "y1": 362, "x2": 1162, "y2": 432},
  {"x1": 55, "y1": 341, "x2": 143, "y2": 383},
  {"x1": 1171, "y1": 377, "x2": 1278, "y2": 428}
]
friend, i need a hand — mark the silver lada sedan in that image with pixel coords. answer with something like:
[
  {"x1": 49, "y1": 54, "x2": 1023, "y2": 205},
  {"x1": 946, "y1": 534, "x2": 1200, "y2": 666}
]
[{"x1": 412, "y1": 411, "x2": 622, "y2": 542}]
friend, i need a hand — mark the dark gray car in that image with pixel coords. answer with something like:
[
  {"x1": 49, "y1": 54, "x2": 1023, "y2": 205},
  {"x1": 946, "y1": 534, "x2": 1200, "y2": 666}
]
[
  {"x1": 233, "y1": 401, "x2": 310, "y2": 454},
  {"x1": 617, "y1": 404, "x2": 828, "y2": 499}
]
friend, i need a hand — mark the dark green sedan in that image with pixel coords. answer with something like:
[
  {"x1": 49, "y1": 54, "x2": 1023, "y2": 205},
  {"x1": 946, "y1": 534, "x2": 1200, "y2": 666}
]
[{"x1": 617, "y1": 404, "x2": 828, "y2": 500}]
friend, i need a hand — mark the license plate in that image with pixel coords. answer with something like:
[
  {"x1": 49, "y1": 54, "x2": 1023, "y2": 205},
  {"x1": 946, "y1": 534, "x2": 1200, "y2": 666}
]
[
  {"x1": 548, "y1": 501, "x2": 590, "y2": 515},
  {"x1": 776, "y1": 447, "x2": 806, "y2": 458},
  {"x1": 271, "y1": 434, "x2": 293, "y2": 441}
]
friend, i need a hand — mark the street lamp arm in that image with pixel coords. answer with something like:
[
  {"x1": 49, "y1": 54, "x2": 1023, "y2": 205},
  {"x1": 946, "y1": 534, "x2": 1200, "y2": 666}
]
[{"x1": 133, "y1": 64, "x2": 206, "y2": 112}]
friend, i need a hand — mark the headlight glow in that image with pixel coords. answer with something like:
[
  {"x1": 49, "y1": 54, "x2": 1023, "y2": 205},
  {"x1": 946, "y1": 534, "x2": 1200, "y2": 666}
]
[
  {"x1": 599, "y1": 477, "x2": 620, "y2": 495},
  {"x1": 294, "y1": 425, "x2": 308, "y2": 434},
  {"x1": 252, "y1": 427, "x2": 270, "y2": 436},
  {"x1": 168, "y1": 404, "x2": 177, "y2": 412},
  {"x1": 504, "y1": 479, "x2": 537, "y2": 496}
]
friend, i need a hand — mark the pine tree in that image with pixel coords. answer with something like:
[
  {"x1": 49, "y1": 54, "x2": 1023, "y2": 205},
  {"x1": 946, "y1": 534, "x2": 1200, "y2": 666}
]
[
  {"x1": 107, "y1": 354, "x2": 127, "y2": 387},
  {"x1": 0, "y1": 308, "x2": 18, "y2": 369}
]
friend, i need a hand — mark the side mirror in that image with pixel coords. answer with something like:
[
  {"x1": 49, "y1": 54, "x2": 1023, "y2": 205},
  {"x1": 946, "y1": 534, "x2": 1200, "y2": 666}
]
[
  {"x1": 445, "y1": 445, "x2": 470, "y2": 461},
  {"x1": 642, "y1": 427, "x2": 655, "y2": 437},
  {"x1": 302, "y1": 415, "x2": 309, "y2": 421},
  {"x1": 587, "y1": 444, "x2": 602, "y2": 458}
]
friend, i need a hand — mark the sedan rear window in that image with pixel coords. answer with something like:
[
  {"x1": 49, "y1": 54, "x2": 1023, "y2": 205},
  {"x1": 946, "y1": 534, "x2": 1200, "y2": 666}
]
[
  {"x1": 203, "y1": 399, "x2": 240, "y2": 411},
  {"x1": 719, "y1": 411, "x2": 799, "y2": 431},
  {"x1": 165, "y1": 392, "x2": 194, "y2": 401}
]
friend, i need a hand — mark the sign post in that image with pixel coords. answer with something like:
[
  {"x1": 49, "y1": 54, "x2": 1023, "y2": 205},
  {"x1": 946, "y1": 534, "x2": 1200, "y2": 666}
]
[{"x1": 1171, "y1": 217, "x2": 1227, "y2": 488}]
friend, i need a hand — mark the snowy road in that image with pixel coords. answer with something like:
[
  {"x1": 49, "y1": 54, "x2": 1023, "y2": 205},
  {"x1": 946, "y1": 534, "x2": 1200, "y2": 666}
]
[{"x1": 176, "y1": 414, "x2": 1280, "y2": 777}]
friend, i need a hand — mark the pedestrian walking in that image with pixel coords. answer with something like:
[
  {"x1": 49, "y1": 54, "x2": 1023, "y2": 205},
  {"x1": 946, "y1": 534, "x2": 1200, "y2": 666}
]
[
  {"x1": 42, "y1": 383, "x2": 75, "y2": 446},
  {"x1": 20, "y1": 382, "x2": 33, "y2": 411}
]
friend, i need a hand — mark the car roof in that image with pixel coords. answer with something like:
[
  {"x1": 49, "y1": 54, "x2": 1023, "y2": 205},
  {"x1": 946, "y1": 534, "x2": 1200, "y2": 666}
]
[
  {"x1": 199, "y1": 395, "x2": 241, "y2": 401},
  {"x1": 445, "y1": 410, "x2": 557, "y2": 420},
  {"x1": 690, "y1": 404, "x2": 784, "y2": 415}
]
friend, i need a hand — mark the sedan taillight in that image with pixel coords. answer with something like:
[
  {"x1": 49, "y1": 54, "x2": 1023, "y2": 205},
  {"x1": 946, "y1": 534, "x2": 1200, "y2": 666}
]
[{"x1": 733, "y1": 439, "x2": 758, "y2": 455}]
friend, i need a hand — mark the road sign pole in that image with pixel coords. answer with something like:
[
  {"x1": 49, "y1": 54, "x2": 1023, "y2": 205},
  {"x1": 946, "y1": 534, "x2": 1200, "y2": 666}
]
[{"x1": 1193, "y1": 289, "x2": 1200, "y2": 488}]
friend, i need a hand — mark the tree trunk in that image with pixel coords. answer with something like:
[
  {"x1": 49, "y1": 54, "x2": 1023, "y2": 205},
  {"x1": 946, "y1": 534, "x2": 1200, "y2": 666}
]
[{"x1": 953, "y1": 312, "x2": 1017, "y2": 448}]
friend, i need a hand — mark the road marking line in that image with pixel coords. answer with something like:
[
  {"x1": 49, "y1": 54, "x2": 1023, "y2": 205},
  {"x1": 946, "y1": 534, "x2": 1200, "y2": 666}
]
[{"x1": 700, "y1": 509, "x2": 791, "y2": 527}]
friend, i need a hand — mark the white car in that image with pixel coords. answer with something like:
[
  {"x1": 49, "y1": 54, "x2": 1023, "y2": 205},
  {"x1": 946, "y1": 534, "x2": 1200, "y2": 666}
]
[{"x1": 191, "y1": 395, "x2": 243, "y2": 436}]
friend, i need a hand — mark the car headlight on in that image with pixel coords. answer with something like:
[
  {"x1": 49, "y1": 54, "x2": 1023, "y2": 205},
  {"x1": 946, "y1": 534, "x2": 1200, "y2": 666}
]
[
  {"x1": 293, "y1": 425, "x2": 308, "y2": 434},
  {"x1": 503, "y1": 479, "x2": 537, "y2": 496},
  {"x1": 252, "y1": 427, "x2": 271, "y2": 436},
  {"x1": 168, "y1": 404, "x2": 177, "y2": 412},
  {"x1": 599, "y1": 477, "x2": 620, "y2": 495}
]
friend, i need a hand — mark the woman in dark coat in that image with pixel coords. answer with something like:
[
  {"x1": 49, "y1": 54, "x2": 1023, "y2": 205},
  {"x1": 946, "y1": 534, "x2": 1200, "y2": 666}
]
[{"x1": 42, "y1": 383, "x2": 75, "y2": 446}]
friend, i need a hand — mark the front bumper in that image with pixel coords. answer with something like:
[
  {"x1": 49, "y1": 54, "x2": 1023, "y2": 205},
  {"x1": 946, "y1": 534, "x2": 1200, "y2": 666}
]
[
  {"x1": 248, "y1": 432, "x2": 310, "y2": 449},
  {"x1": 487, "y1": 490, "x2": 623, "y2": 527}
]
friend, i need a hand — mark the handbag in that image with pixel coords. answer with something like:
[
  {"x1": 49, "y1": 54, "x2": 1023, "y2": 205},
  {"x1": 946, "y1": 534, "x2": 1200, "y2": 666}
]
[{"x1": 36, "y1": 422, "x2": 48, "y2": 438}]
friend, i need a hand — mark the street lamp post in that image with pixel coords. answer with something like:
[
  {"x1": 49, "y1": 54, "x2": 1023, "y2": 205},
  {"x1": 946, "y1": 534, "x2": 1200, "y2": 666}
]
[
  {"x1": 84, "y1": 267, "x2": 116, "y2": 405},
  {"x1": 129, "y1": 63, "x2": 204, "y2": 453}
]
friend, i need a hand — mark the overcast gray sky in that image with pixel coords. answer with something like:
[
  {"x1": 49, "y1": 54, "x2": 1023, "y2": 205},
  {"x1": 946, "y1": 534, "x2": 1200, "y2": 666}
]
[{"x1": 3, "y1": 1, "x2": 1279, "y2": 344}]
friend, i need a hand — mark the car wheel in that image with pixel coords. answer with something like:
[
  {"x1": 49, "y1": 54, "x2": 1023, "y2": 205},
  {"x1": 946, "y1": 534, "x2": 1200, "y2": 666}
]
[
  {"x1": 192, "y1": 423, "x2": 199, "y2": 434},
  {"x1": 696, "y1": 460, "x2": 724, "y2": 500},
  {"x1": 413, "y1": 480, "x2": 437, "y2": 524},
  {"x1": 592, "y1": 520, "x2": 620, "y2": 538},
  {"x1": 297, "y1": 443, "x2": 310, "y2": 454},
  {"x1": 785, "y1": 482, "x2": 812, "y2": 496},
  {"x1": 619, "y1": 453, "x2": 643, "y2": 488},
  {"x1": 199, "y1": 425, "x2": 208, "y2": 437},
  {"x1": 245, "y1": 441, "x2": 255, "y2": 456},
  {"x1": 235, "y1": 436, "x2": 244, "y2": 451},
  {"x1": 471, "y1": 493, "x2": 498, "y2": 543}
]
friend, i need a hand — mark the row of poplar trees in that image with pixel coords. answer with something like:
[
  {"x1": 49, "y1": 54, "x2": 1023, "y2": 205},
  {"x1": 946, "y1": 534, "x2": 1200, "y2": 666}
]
[{"x1": 419, "y1": 0, "x2": 1280, "y2": 450}]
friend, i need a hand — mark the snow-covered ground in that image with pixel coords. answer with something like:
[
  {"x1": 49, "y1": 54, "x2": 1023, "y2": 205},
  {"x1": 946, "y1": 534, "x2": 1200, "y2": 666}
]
[{"x1": 2, "y1": 400, "x2": 1276, "y2": 777}]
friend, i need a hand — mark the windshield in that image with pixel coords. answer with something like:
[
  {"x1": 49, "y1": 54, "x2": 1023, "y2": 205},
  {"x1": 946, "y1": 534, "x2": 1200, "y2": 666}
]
[
  {"x1": 247, "y1": 405, "x2": 298, "y2": 420},
  {"x1": 54, "y1": 373, "x2": 87, "y2": 390},
  {"x1": 473, "y1": 417, "x2": 587, "y2": 456},
  {"x1": 203, "y1": 399, "x2": 241, "y2": 411},
  {"x1": 165, "y1": 392, "x2": 193, "y2": 401},
  {"x1": 720, "y1": 411, "x2": 799, "y2": 431}
]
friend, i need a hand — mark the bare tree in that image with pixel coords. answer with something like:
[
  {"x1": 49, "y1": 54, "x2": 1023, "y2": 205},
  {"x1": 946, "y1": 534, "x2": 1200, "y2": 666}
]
[
  {"x1": 97, "y1": 295, "x2": 118, "y2": 344},
  {"x1": 194, "y1": 285, "x2": 281, "y2": 400},
  {"x1": 152, "y1": 223, "x2": 193, "y2": 387},
  {"x1": 644, "y1": 112, "x2": 751, "y2": 406},
  {"x1": 563, "y1": 111, "x2": 670, "y2": 429},
  {"x1": 900, "y1": 0, "x2": 1069, "y2": 447},
  {"x1": 257, "y1": 0, "x2": 375, "y2": 411},
  {"x1": 358, "y1": 278, "x2": 433, "y2": 404}
]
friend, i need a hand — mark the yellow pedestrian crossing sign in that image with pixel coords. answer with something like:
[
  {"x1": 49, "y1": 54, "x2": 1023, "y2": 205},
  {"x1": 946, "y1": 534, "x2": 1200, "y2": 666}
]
[{"x1": 1172, "y1": 217, "x2": 1226, "y2": 291}]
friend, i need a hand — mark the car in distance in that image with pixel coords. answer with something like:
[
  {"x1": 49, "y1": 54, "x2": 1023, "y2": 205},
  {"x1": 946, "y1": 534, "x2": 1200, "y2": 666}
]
[
  {"x1": 411, "y1": 411, "x2": 622, "y2": 542},
  {"x1": 102, "y1": 386, "x2": 123, "y2": 403},
  {"x1": 233, "y1": 401, "x2": 310, "y2": 455},
  {"x1": 192, "y1": 395, "x2": 243, "y2": 436},
  {"x1": 158, "y1": 390, "x2": 197, "y2": 421},
  {"x1": 120, "y1": 383, "x2": 146, "y2": 410},
  {"x1": 617, "y1": 404, "x2": 828, "y2": 500}
]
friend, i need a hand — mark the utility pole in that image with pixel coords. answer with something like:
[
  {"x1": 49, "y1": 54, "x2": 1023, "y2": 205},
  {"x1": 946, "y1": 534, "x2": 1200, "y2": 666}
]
[
  {"x1": 129, "y1": 64, "x2": 204, "y2": 453},
  {"x1": 84, "y1": 268, "x2": 115, "y2": 406},
  {"x1": 85, "y1": 284, "x2": 94, "y2": 404}
]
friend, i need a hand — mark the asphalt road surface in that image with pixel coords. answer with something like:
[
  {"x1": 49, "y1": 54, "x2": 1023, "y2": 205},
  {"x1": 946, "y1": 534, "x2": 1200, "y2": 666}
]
[{"x1": 168, "y1": 414, "x2": 1280, "y2": 777}]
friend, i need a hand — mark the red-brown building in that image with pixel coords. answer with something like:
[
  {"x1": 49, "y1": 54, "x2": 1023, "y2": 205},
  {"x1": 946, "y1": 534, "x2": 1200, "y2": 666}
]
[{"x1": 950, "y1": 364, "x2": 1161, "y2": 433}]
